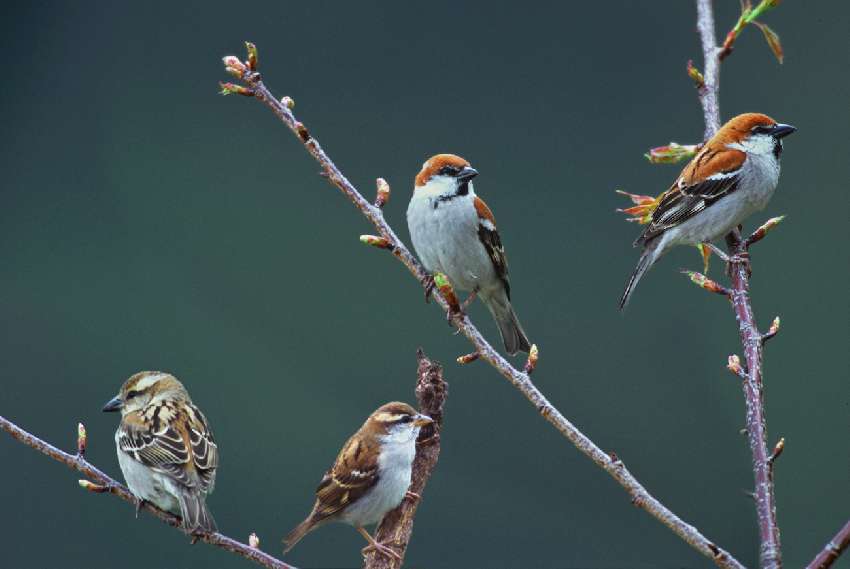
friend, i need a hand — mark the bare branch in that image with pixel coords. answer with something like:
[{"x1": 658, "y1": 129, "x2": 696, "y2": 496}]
[
  {"x1": 220, "y1": 44, "x2": 745, "y2": 569},
  {"x1": 364, "y1": 349, "x2": 448, "y2": 569},
  {"x1": 805, "y1": 519, "x2": 850, "y2": 569},
  {"x1": 0, "y1": 415, "x2": 295, "y2": 569}
]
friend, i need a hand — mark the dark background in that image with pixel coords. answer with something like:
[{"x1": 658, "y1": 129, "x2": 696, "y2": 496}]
[{"x1": 1, "y1": 2, "x2": 847, "y2": 568}]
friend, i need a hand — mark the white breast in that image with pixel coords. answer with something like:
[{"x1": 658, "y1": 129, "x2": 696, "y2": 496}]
[{"x1": 339, "y1": 429, "x2": 418, "y2": 527}]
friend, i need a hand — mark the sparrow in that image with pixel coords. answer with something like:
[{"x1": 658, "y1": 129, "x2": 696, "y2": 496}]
[
  {"x1": 406, "y1": 153, "x2": 531, "y2": 355},
  {"x1": 619, "y1": 112, "x2": 795, "y2": 309},
  {"x1": 284, "y1": 402, "x2": 433, "y2": 561},
  {"x1": 103, "y1": 371, "x2": 219, "y2": 534}
]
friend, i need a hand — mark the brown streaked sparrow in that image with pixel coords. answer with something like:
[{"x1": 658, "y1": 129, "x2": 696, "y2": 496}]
[
  {"x1": 284, "y1": 402, "x2": 433, "y2": 561},
  {"x1": 103, "y1": 371, "x2": 219, "y2": 534},
  {"x1": 407, "y1": 154, "x2": 531, "y2": 355},
  {"x1": 619, "y1": 113, "x2": 795, "y2": 309}
]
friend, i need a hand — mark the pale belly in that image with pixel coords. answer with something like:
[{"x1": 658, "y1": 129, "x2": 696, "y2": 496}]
[
  {"x1": 407, "y1": 196, "x2": 497, "y2": 292},
  {"x1": 117, "y1": 445, "x2": 180, "y2": 514}
]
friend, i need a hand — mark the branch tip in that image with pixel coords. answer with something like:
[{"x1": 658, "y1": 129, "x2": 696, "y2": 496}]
[
  {"x1": 245, "y1": 42, "x2": 258, "y2": 71},
  {"x1": 746, "y1": 215, "x2": 785, "y2": 247},
  {"x1": 645, "y1": 142, "x2": 700, "y2": 164},
  {"x1": 359, "y1": 235, "x2": 392, "y2": 250},
  {"x1": 682, "y1": 270, "x2": 730, "y2": 296},
  {"x1": 78, "y1": 479, "x2": 109, "y2": 493},
  {"x1": 456, "y1": 351, "x2": 480, "y2": 365},
  {"x1": 768, "y1": 437, "x2": 785, "y2": 465},
  {"x1": 375, "y1": 178, "x2": 391, "y2": 208},
  {"x1": 523, "y1": 344, "x2": 539, "y2": 375},
  {"x1": 687, "y1": 60, "x2": 705, "y2": 88},
  {"x1": 219, "y1": 82, "x2": 253, "y2": 97},
  {"x1": 433, "y1": 272, "x2": 460, "y2": 313},
  {"x1": 77, "y1": 422, "x2": 87, "y2": 457},
  {"x1": 727, "y1": 354, "x2": 746, "y2": 379}
]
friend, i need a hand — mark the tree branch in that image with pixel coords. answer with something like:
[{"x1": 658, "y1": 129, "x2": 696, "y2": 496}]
[
  {"x1": 805, "y1": 519, "x2": 850, "y2": 569},
  {"x1": 364, "y1": 349, "x2": 448, "y2": 569},
  {"x1": 695, "y1": 1, "x2": 781, "y2": 567},
  {"x1": 0, "y1": 415, "x2": 295, "y2": 569},
  {"x1": 221, "y1": 45, "x2": 744, "y2": 569}
]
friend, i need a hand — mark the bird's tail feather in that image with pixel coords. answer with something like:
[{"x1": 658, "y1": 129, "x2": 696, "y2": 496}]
[
  {"x1": 484, "y1": 293, "x2": 531, "y2": 356},
  {"x1": 284, "y1": 515, "x2": 320, "y2": 553},
  {"x1": 619, "y1": 244, "x2": 659, "y2": 311},
  {"x1": 178, "y1": 491, "x2": 217, "y2": 534}
]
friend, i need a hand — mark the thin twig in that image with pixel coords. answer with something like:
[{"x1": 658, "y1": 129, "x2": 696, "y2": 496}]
[
  {"x1": 805, "y1": 519, "x2": 850, "y2": 569},
  {"x1": 695, "y1": 2, "x2": 782, "y2": 566},
  {"x1": 364, "y1": 349, "x2": 448, "y2": 569},
  {"x1": 0, "y1": 415, "x2": 294, "y2": 569},
  {"x1": 221, "y1": 45, "x2": 745, "y2": 569}
]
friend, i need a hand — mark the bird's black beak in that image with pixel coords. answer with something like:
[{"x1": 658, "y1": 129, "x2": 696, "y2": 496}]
[
  {"x1": 457, "y1": 166, "x2": 478, "y2": 181},
  {"x1": 102, "y1": 395, "x2": 123, "y2": 412},
  {"x1": 771, "y1": 124, "x2": 796, "y2": 138}
]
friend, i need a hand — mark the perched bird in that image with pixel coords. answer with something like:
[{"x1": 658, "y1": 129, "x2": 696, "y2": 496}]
[
  {"x1": 619, "y1": 113, "x2": 795, "y2": 309},
  {"x1": 407, "y1": 153, "x2": 531, "y2": 355},
  {"x1": 284, "y1": 402, "x2": 433, "y2": 561},
  {"x1": 103, "y1": 371, "x2": 219, "y2": 533}
]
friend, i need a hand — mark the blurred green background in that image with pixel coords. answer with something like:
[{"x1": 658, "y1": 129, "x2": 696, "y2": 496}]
[{"x1": 1, "y1": 1, "x2": 847, "y2": 568}]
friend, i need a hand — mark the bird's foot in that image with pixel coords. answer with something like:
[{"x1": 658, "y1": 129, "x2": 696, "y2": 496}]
[
  {"x1": 460, "y1": 288, "x2": 479, "y2": 312},
  {"x1": 422, "y1": 274, "x2": 435, "y2": 303},
  {"x1": 135, "y1": 497, "x2": 147, "y2": 518},
  {"x1": 701, "y1": 243, "x2": 751, "y2": 278},
  {"x1": 404, "y1": 490, "x2": 421, "y2": 503},
  {"x1": 361, "y1": 541, "x2": 402, "y2": 562},
  {"x1": 358, "y1": 527, "x2": 403, "y2": 562}
]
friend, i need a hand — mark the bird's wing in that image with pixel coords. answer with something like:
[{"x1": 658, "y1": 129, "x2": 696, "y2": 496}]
[
  {"x1": 186, "y1": 404, "x2": 218, "y2": 493},
  {"x1": 310, "y1": 433, "x2": 380, "y2": 522},
  {"x1": 118, "y1": 405, "x2": 216, "y2": 491},
  {"x1": 637, "y1": 146, "x2": 746, "y2": 245},
  {"x1": 474, "y1": 196, "x2": 511, "y2": 298}
]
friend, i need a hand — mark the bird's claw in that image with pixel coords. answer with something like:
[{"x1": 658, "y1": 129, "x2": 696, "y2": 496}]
[
  {"x1": 422, "y1": 274, "x2": 435, "y2": 303},
  {"x1": 362, "y1": 541, "x2": 402, "y2": 562},
  {"x1": 404, "y1": 490, "x2": 421, "y2": 503},
  {"x1": 135, "y1": 497, "x2": 147, "y2": 518}
]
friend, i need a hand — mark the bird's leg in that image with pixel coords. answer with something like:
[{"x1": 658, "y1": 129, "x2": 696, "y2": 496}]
[
  {"x1": 422, "y1": 274, "x2": 435, "y2": 303},
  {"x1": 357, "y1": 526, "x2": 402, "y2": 562},
  {"x1": 404, "y1": 490, "x2": 421, "y2": 503},
  {"x1": 461, "y1": 287, "x2": 479, "y2": 312},
  {"x1": 701, "y1": 242, "x2": 751, "y2": 278}
]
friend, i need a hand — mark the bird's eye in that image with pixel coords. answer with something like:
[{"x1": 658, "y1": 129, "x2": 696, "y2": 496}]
[
  {"x1": 125, "y1": 390, "x2": 140, "y2": 400},
  {"x1": 752, "y1": 125, "x2": 773, "y2": 135},
  {"x1": 398, "y1": 415, "x2": 413, "y2": 424},
  {"x1": 438, "y1": 165, "x2": 459, "y2": 176}
]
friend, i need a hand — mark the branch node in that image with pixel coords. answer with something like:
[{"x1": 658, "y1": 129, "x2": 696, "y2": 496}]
[
  {"x1": 280, "y1": 96, "x2": 295, "y2": 110},
  {"x1": 249, "y1": 532, "x2": 260, "y2": 549}
]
